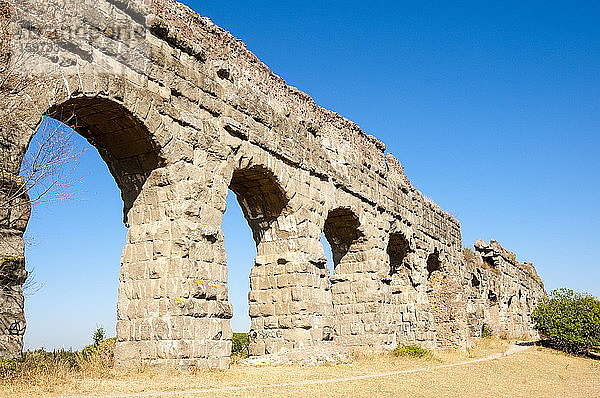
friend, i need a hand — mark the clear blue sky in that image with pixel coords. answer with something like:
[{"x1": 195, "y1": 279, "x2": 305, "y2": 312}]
[{"x1": 23, "y1": 0, "x2": 599, "y2": 350}]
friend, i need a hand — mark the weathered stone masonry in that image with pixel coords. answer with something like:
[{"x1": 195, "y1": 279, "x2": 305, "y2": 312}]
[
  {"x1": 463, "y1": 240, "x2": 545, "y2": 340},
  {"x1": 0, "y1": 0, "x2": 545, "y2": 368}
]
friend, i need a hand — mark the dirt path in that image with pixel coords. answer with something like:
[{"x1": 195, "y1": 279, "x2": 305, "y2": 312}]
[{"x1": 54, "y1": 344, "x2": 531, "y2": 398}]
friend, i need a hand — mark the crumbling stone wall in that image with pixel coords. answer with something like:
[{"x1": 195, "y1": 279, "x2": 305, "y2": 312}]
[
  {"x1": 463, "y1": 240, "x2": 546, "y2": 340},
  {"x1": 0, "y1": 0, "x2": 544, "y2": 368}
]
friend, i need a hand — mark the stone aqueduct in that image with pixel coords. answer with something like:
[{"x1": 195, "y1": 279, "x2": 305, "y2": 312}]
[{"x1": 0, "y1": 0, "x2": 545, "y2": 368}]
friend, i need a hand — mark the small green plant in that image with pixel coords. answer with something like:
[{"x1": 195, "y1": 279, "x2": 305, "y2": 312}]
[
  {"x1": 392, "y1": 344, "x2": 433, "y2": 359},
  {"x1": 82, "y1": 326, "x2": 115, "y2": 362},
  {"x1": 92, "y1": 327, "x2": 106, "y2": 346},
  {"x1": 232, "y1": 332, "x2": 249, "y2": 358},
  {"x1": 532, "y1": 288, "x2": 600, "y2": 354},
  {"x1": 481, "y1": 325, "x2": 494, "y2": 338}
]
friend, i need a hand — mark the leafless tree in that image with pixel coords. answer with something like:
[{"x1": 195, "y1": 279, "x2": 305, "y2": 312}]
[
  {"x1": 3, "y1": 119, "x2": 85, "y2": 211},
  {"x1": 0, "y1": 119, "x2": 86, "y2": 296},
  {"x1": 1, "y1": 1, "x2": 86, "y2": 297}
]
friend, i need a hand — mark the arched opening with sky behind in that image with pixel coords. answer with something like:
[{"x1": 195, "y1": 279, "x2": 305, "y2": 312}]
[
  {"x1": 23, "y1": 118, "x2": 127, "y2": 350},
  {"x1": 23, "y1": 118, "x2": 265, "y2": 349},
  {"x1": 222, "y1": 191, "x2": 255, "y2": 338},
  {"x1": 17, "y1": 0, "x2": 600, "y2": 352}
]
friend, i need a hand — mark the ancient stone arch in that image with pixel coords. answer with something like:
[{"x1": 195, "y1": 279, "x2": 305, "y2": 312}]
[
  {"x1": 426, "y1": 249, "x2": 442, "y2": 278},
  {"x1": 47, "y1": 97, "x2": 164, "y2": 215},
  {"x1": 387, "y1": 232, "x2": 412, "y2": 281},
  {"x1": 323, "y1": 207, "x2": 363, "y2": 269},
  {"x1": 0, "y1": 0, "x2": 545, "y2": 369}
]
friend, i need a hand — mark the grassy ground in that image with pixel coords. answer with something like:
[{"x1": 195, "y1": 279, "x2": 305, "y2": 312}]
[{"x1": 0, "y1": 338, "x2": 598, "y2": 397}]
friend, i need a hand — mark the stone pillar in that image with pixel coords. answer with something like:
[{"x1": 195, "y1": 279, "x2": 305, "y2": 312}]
[
  {"x1": 115, "y1": 161, "x2": 232, "y2": 369},
  {"x1": 226, "y1": 162, "x2": 334, "y2": 356},
  {"x1": 425, "y1": 248, "x2": 469, "y2": 349},
  {"x1": 329, "y1": 212, "x2": 394, "y2": 349},
  {"x1": 382, "y1": 230, "x2": 433, "y2": 348},
  {"x1": 248, "y1": 213, "x2": 334, "y2": 355},
  {"x1": 0, "y1": 114, "x2": 32, "y2": 359},
  {"x1": 0, "y1": 173, "x2": 29, "y2": 359},
  {"x1": 0, "y1": 8, "x2": 28, "y2": 355}
]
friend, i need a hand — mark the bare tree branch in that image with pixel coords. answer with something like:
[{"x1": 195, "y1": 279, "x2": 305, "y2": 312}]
[{"x1": 1, "y1": 10, "x2": 86, "y2": 298}]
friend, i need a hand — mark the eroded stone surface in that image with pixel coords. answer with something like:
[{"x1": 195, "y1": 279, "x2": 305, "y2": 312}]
[
  {"x1": 0, "y1": 0, "x2": 545, "y2": 368},
  {"x1": 464, "y1": 240, "x2": 545, "y2": 340}
]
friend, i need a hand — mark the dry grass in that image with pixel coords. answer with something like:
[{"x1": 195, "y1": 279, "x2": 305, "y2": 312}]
[{"x1": 1, "y1": 338, "x2": 598, "y2": 398}]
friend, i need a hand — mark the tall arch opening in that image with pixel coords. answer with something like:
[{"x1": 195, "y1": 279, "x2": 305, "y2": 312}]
[
  {"x1": 322, "y1": 208, "x2": 362, "y2": 269},
  {"x1": 386, "y1": 232, "x2": 417, "y2": 289},
  {"x1": 222, "y1": 190, "x2": 255, "y2": 356},
  {"x1": 426, "y1": 249, "x2": 442, "y2": 278},
  {"x1": 387, "y1": 233, "x2": 410, "y2": 276},
  {"x1": 2, "y1": 96, "x2": 163, "y2": 358},
  {"x1": 45, "y1": 98, "x2": 163, "y2": 218},
  {"x1": 229, "y1": 166, "x2": 288, "y2": 247},
  {"x1": 22, "y1": 117, "x2": 127, "y2": 350},
  {"x1": 321, "y1": 207, "x2": 363, "y2": 342},
  {"x1": 226, "y1": 165, "x2": 289, "y2": 356}
]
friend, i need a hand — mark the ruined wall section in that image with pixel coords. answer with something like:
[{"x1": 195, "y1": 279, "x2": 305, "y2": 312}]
[
  {"x1": 1, "y1": 0, "x2": 469, "y2": 365},
  {"x1": 127, "y1": 2, "x2": 466, "y2": 350},
  {"x1": 463, "y1": 239, "x2": 545, "y2": 340}
]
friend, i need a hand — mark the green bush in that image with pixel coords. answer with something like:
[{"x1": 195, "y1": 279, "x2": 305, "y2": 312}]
[
  {"x1": 82, "y1": 327, "x2": 112, "y2": 358},
  {"x1": 232, "y1": 333, "x2": 249, "y2": 357},
  {"x1": 92, "y1": 327, "x2": 106, "y2": 346},
  {"x1": 392, "y1": 344, "x2": 433, "y2": 359},
  {"x1": 81, "y1": 337, "x2": 116, "y2": 358},
  {"x1": 481, "y1": 325, "x2": 494, "y2": 338},
  {"x1": 532, "y1": 288, "x2": 600, "y2": 353}
]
